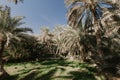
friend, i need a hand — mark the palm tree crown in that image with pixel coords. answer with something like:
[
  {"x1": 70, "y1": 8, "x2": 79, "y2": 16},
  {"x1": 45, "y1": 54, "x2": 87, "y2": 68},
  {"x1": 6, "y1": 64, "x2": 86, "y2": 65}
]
[
  {"x1": 65, "y1": 0, "x2": 113, "y2": 31},
  {"x1": 0, "y1": 6, "x2": 32, "y2": 46}
]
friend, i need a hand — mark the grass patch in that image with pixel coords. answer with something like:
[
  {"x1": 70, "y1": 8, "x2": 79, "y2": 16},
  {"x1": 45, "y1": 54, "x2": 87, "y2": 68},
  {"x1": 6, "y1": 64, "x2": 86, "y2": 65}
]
[{"x1": 3, "y1": 60, "x2": 102, "y2": 80}]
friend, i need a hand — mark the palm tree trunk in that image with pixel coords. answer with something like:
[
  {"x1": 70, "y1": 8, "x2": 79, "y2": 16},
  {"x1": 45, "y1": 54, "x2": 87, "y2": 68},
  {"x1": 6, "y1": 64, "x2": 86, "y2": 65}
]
[
  {"x1": 96, "y1": 31, "x2": 103, "y2": 57},
  {"x1": 0, "y1": 42, "x2": 5, "y2": 73},
  {"x1": 0, "y1": 33, "x2": 7, "y2": 75},
  {"x1": 0, "y1": 42, "x2": 9, "y2": 80}
]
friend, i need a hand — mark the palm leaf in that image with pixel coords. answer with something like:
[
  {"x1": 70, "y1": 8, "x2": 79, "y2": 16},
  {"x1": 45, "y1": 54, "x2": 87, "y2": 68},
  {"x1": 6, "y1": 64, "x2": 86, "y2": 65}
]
[
  {"x1": 12, "y1": 27, "x2": 33, "y2": 34},
  {"x1": 65, "y1": 0, "x2": 113, "y2": 32},
  {"x1": 0, "y1": 6, "x2": 33, "y2": 57}
]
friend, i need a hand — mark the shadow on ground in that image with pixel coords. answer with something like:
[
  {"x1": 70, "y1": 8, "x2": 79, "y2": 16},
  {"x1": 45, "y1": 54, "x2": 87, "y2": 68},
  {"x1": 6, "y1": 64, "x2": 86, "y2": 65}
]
[{"x1": 3, "y1": 60, "x2": 97, "y2": 80}]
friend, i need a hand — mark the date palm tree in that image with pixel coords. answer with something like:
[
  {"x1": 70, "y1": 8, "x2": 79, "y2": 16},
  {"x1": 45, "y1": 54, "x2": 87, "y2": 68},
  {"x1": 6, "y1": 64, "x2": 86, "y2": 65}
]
[
  {"x1": 0, "y1": 6, "x2": 32, "y2": 76},
  {"x1": 65, "y1": 0, "x2": 113, "y2": 32},
  {"x1": 64, "y1": 0, "x2": 114, "y2": 61},
  {"x1": 53, "y1": 25, "x2": 97, "y2": 61},
  {"x1": 53, "y1": 25, "x2": 82, "y2": 60},
  {"x1": 65, "y1": 0, "x2": 120, "y2": 78},
  {"x1": 38, "y1": 27, "x2": 55, "y2": 54}
]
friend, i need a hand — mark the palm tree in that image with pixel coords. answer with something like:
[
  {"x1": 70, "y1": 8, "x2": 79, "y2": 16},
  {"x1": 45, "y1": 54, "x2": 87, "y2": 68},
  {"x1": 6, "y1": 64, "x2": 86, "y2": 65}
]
[
  {"x1": 64, "y1": 0, "x2": 113, "y2": 61},
  {"x1": 0, "y1": 6, "x2": 32, "y2": 76},
  {"x1": 55, "y1": 25, "x2": 97, "y2": 61},
  {"x1": 39, "y1": 27, "x2": 53, "y2": 43},
  {"x1": 65, "y1": 0, "x2": 120, "y2": 78},
  {"x1": 53, "y1": 25, "x2": 89, "y2": 61},
  {"x1": 65, "y1": 0, "x2": 113, "y2": 32},
  {"x1": 38, "y1": 27, "x2": 55, "y2": 55},
  {"x1": 64, "y1": 0, "x2": 115, "y2": 58}
]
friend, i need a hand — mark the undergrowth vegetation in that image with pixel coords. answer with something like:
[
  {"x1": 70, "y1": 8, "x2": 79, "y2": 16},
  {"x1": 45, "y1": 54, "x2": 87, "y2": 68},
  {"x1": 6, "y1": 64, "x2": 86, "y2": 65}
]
[{"x1": 4, "y1": 60, "x2": 102, "y2": 80}]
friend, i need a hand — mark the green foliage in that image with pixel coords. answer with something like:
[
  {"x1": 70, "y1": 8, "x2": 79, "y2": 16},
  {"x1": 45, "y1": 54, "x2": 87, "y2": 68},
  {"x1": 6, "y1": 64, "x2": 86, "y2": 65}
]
[
  {"x1": 64, "y1": 0, "x2": 120, "y2": 78},
  {"x1": 0, "y1": 6, "x2": 33, "y2": 62},
  {"x1": 4, "y1": 60, "x2": 100, "y2": 80},
  {"x1": 65, "y1": 0, "x2": 113, "y2": 32}
]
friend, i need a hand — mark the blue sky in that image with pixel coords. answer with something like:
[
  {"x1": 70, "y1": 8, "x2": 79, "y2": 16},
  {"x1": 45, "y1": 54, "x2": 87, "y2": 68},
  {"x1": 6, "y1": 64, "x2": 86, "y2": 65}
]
[{"x1": 0, "y1": 0, "x2": 67, "y2": 34}]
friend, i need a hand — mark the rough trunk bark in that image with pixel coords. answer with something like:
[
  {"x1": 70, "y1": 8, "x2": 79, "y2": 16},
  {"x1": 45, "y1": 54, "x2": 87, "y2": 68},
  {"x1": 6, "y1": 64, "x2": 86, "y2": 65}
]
[
  {"x1": 0, "y1": 42, "x2": 5, "y2": 76},
  {"x1": 0, "y1": 33, "x2": 7, "y2": 78}
]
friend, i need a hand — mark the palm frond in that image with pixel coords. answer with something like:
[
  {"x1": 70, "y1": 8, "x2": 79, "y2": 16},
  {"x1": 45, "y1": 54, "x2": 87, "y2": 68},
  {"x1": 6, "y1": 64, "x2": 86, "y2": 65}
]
[
  {"x1": 0, "y1": 6, "x2": 33, "y2": 54},
  {"x1": 11, "y1": 16, "x2": 25, "y2": 27},
  {"x1": 65, "y1": 0, "x2": 113, "y2": 32},
  {"x1": 12, "y1": 27, "x2": 33, "y2": 34}
]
